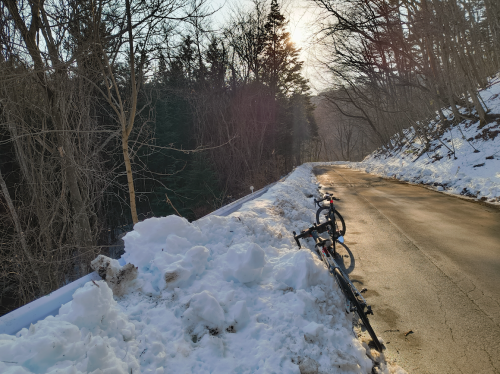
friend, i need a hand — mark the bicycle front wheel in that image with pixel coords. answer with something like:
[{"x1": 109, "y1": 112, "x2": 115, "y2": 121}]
[
  {"x1": 335, "y1": 269, "x2": 383, "y2": 351},
  {"x1": 316, "y1": 207, "x2": 346, "y2": 237}
]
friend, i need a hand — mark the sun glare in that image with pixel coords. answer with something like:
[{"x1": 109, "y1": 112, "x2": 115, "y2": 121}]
[{"x1": 288, "y1": 24, "x2": 305, "y2": 49}]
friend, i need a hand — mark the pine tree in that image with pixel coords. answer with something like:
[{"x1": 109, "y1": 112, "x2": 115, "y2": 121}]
[
  {"x1": 260, "y1": 0, "x2": 318, "y2": 166},
  {"x1": 205, "y1": 37, "x2": 228, "y2": 92},
  {"x1": 261, "y1": 0, "x2": 309, "y2": 97}
]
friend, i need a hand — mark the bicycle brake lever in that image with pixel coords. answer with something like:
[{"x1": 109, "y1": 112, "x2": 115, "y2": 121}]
[{"x1": 292, "y1": 231, "x2": 302, "y2": 248}]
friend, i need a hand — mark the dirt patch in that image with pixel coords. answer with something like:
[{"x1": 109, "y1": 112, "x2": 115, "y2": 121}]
[
  {"x1": 91, "y1": 255, "x2": 138, "y2": 296},
  {"x1": 165, "y1": 271, "x2": 179, "y2": 283}
]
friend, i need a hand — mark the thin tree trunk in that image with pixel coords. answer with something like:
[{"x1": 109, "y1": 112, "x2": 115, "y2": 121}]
[
  {"x1": 122, "y1": 132, "x2": 139, "y2": 223},
  {"x1": 0, "y1": 168, "x2": 44, "y2": 293}
]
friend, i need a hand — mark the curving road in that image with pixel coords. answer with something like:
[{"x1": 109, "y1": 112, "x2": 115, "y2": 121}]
[{"x1": 314, "y1": 165, "x2": 500, "y2": 374}]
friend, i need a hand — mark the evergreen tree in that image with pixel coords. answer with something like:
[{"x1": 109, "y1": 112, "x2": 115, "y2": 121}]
[
  {"x1": 145, "y1": 39, "x2": 223, "y2": 220},
  {"x1": 205, "y1": 37, "x2": 228, "y2": 92},
  {"x1": 261, "y1": 0, "x2": 309, "y2": 97},
  {"x1": 259, "y1": 0, "x2": 318, "y2": 166}
]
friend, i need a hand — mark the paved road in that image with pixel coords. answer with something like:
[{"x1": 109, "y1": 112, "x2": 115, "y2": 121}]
[{"x1": 314, "y1": 165, "x2": 500, "y2": 374}]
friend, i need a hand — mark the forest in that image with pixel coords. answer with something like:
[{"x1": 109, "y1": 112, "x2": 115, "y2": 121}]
[{"x1": 0, "y1": 0, "x2": 498, "y2": 314}]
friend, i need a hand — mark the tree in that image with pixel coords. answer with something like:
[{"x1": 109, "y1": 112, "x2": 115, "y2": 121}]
[
  {"x1": 262, "y1": 0, "x2": 309, "y2": 97},
  {"x1": 0, "y1": 0, "x2": 115, "y2": 311},
  {"x1": 310, "y1": 0, "x2": 500, "y2": 160},
  {"x1": 2, "y1": 0, "x2": 96, "y2": 262},
  {"x1": 80, "y1": 0, "x2": 208, "y2": 224},
  {"x1": 0, "y1": 0, "x2": 211, "y2": 314}
]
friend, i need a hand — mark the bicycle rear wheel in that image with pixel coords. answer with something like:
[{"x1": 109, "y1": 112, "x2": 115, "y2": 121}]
[
  {"x1": 316, "y1": 207, "x2": 346, "y2": 237},
  {"x1": 334, "y1": 269, "x2": 383, "y2": 351}
]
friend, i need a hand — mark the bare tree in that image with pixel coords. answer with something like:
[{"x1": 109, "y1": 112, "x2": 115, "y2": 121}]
[
  {"x1": 310, "y1": 0, "x2": 500, "y2": 154},
  {"x1": 79, "y1": 0, "x2": 209, "y2": 224}
]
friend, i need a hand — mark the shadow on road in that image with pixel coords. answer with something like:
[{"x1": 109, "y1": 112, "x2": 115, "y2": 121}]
[{"x1": 335, "y1": 242, "x2": 356, "y2": 276}]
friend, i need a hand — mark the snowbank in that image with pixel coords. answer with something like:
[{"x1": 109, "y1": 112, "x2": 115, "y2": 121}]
[
  {"x1": 0, "y1": 280, "x2": 139, "y2": 374},
  {"x1": 0, "y1": 164, "x2": 402, "y2": 373},
  {"x1": 117, "y1": 163, "x2": 375, "y2": 373},
  {"x1": 348, "y1": 75, "x2": 500, "y2": 203}
]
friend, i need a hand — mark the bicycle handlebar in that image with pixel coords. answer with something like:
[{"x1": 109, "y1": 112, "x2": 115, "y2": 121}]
[
  {"x1": 292, "y1": 221, "x2": 331, "y2": 249},
  {"x1": 313, "y1": 194, "x2": 340, "y2": 208}
]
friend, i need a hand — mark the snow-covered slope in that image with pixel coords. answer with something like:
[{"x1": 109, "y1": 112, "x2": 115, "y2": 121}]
[
  {"x1": 0, "y1": 165, "x2": 404, "y2": 374},
  {"x1": 349, "y1": 76, "x2": 500, "y2": 203}
]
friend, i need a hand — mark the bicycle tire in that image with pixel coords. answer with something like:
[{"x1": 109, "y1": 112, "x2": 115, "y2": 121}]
[
  {"x1": 316, "y1": 206, "x2": 346, "y2": 237},
  {"x1": 334, "y1": 269, "x2": 383, "y2": 351}
]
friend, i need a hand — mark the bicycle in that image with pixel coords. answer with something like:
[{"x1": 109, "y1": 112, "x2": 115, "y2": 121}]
[
  {"x1": 293, "y1": 220, "x2": 384, "y2": 351},
  {"x1": 314, "y1": 194, "x2": 346, "y2": 238}
]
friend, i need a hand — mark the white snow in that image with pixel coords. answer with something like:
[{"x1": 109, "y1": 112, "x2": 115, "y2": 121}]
[
  {"x1": 343, "y1": 75, "x2": 500, "y2": 203},
  {"x1": 0, "y1": 164, "x2": 405, "y2": 373},
  {"x1": 0, "y1": 280, "x2": 140, "y2": 374},
  {"x1": 223, "y1": 242, "x2": 266, "y2": 283}
]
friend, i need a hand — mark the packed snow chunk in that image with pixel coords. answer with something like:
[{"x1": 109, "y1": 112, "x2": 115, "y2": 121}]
[
  {"x1": 91, "y1": 255, "x2": 137, "y2": 296},
  {"x1": 0, "y1": 320, "x2": 81, "y2": 373},
  {"x1": 0, "y1": 281, "x2": 139, "y2": 374},
  {"x1": 160, "y1": 245, "x2": 209, "y2": 289},
  {"x1": 274, "y1": 250, "x2": 333, "y2": 290},
  {"x1": 223, "y1": 242, "x2": 266, "y2": 283},
  {"x1": 164, "y1": 234, "x2": 192, "y2": 255},
  {"x1": 182, "y1": 291, "x2": 225, "y2": 338},
  {"x1": 59, "y1": 280, "x2": 135, "y2": 339},
  {"x1": 303, "y1": 321, "x2": 324, "y2": 340},
  {"x1": 228, "y1": 300, "x2": 250, "y2": 331},
  {"x1": 85, "y1": 336, "x2": 130, "y2": 374},
  {"x1": 0, "y1": 364, "x2": 32, "y2": 374},
  {"x1": 122, "y1": 215, "x2": 202, "y2": 269},
  {"x1": 299, "y1": 357, "x2": 320, "y2": 374}
]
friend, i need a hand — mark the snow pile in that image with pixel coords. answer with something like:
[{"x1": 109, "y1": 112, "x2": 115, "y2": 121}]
[
  {"x1": 351, "y1": 75, "x2": 500, "y2": 203},
  {"x1": 0, "y1": 164, "x2": 404, "y2": 373},
  {"x1": 117, "y1": 164, "x2": 379, "y2": 373},
  {"x1": 0, "y1": 280, "x2": 139, "y2": 373}
]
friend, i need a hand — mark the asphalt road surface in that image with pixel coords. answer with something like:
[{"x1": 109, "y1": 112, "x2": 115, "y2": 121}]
[{"x1": 313, "y1": 165, "x2": 500, "y2": 374}]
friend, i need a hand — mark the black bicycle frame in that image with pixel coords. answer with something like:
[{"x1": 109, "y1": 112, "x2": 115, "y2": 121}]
[{"x1": 293, "y1": 223, "x2": 370, "y2": 315}]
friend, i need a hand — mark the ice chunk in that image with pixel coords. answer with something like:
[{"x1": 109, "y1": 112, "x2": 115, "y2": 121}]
[
  {"x1": 86, "y1": 336, "x2": 129, "y2": 373},
  {"x1": 160, "y1": 246, "x2": 209, "y2": 289},
  {"x1": 223, "y1": 242, "x2": 266, "y2": 283},
  {"x1": 274, "y1": 250, "x2": 332, "y2": 290},
  {"x1": 182, "y1": 291, "x2": 224, "y2": 337},
  {"x1": 303, "y1": 321, "x2": 323, "y2": 338},
  {"x1": 299, "y1": 357, "x2": 320, "y2": 374},
  {"x1": 59, "y1": 281, "x2": 135, "y2": 339},
  {"x1": 59, "y1": 280, "x2": 115, "y2": 329},
  {"x1": 123, "y1": 215, "x2": 202, "y2": 269},
  {"x1": 229, "y1": 300, "x2": 250, "y2": 331}
]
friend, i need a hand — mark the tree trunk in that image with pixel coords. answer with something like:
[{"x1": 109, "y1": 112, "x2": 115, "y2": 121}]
[
  {"x1": 122, "y1": 132, "x2": 139, "y2": 224},
  {"x1": 0, "y1": 168, "x2": 45, "y2": 293}
]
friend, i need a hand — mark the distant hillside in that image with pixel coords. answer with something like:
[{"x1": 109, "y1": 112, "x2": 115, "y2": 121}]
[{"x1": 348, "y1": 75, "x2": 500, "y2": 204}]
